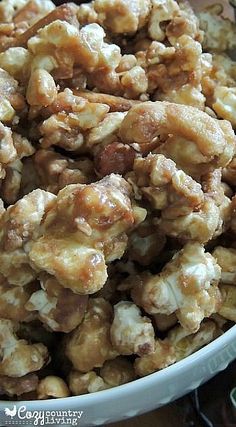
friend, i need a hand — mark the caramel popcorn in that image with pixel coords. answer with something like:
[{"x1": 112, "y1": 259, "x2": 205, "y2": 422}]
[
  {"x1": 68, "y1": 370, "x2": 108, "y2": 395},
  {"x1": 198, "y1": 5, "x2": 236, "y2": 52},
  {"x1": 213, "y1": 246, "x2": 236, "y2": 285},
  {"x1": 130, "y1": 154, "x2": 230, "y2": 243},
  {"x1": 0, "y1": 0, "x2": 234, "y2": 401},
  {"x1": 25, "y1": 275, "x2": 88, "y2": 332},
  {"x1": 28, "y1": 174, "x2": 138, "y2": 294},
  {"x1": 65, "y1": 298, "x2": 118, "y2": 372},
  {"x1": 131, "y1": 243, "x2": 221, "y2": 333},
  {"x1": 110, "y1": 301, "x2": 155, "y2": 355},
  {"x1": 219, "y1": 285, "x2": 236, "y2": 322},
  {"x1": 0, "y1": 319, "x2": 49, "y2": 377},
  {"x1": 168, "y1": 320, "x2": 218, "y2": 361},
  {"x1": 134, "y1": 338, "x2": 176, "y2": 377}
]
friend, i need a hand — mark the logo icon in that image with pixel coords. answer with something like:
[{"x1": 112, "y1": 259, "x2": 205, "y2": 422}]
[{"x1": 4, "y1": 406, "x2": 17, "y2": 418}]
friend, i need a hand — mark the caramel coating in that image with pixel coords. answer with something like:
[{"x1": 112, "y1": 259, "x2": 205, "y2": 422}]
[{"x1": 65, "y1": 298, "x2": 118, "y2": 372}]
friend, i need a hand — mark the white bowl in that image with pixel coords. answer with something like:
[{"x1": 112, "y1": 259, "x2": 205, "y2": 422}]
[{"x1": 0, "y1": 325, "x2": 236, "y2": 426}]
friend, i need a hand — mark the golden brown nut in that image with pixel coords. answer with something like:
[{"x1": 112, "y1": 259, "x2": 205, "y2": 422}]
[
  {"x1": 69, "y1": 370, "x2": 108, "y2": 395},
  {"x1": 131, "y1": 242, "x2": 221, "y2": 333},
  {"x1": 119, "y1": 102, "x2": 235, "y2": 177},
  {"x1": 100, "y1": 357, "x2": 135, "y2": 387},
  {"x1": 34, "y1": 149, "x2": 95, "y2": 193},
  {"x1": 26, "y1": 69, "x2": 57, "y2": 107},
  {"x1": 134, "y1": 338, "x2": 176, "y2": 377},
  {"x1": 168, "y1": 320, "x2": 218, "y2": 361},
  {"x1": 25, "y1": 275, "x2": 88, "y2": 333},
  {"x1": 37, "y1": 376, "x2": 70, "y2": 399},
  {"x1": 0, "y1": 319, "x2": 49, "y2": 377},
  {"x1": 110, "y1": 301, "x2": 155, "y2": 356},
  {"x1": 219, "y1": 284, "x2": 236, "y2": 322},
  {"x1": 65, "y1": 298, "x2": 118, "y2": 372}
]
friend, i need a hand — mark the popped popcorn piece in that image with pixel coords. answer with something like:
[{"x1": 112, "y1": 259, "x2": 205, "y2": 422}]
[
  {"x1": 40, "y1": 100, "x2": 109, "y2": 151},
  {"x1": 28, "y1": 175, "x2": 138, "y2": 294},
  {"x1": 131, "y1": 242, "x2": 221, "y2": 333},
  {"x1": 110, "y1": 301, "x2": 155, "y2": 356},
  {"x1": 119, "y1": 101, "x2": 235, "y2": 178},
  {"x1": 157, "y1": 84, "x2": 206, "y2": 110},
  {"x1": 0, "y1": 277, "x2": 36, "y2": 322},
  {"x1": 198, "y1": 5, "x2": 236, "y2": 52},
  {"x1": 134, "y1": 338, "x2": 176, "y2": 377},
  {"x1": 37, "y1": 376, "x2": 70, "y2": 399},
  {"x1": 100, "y1": 357, "x2": 135, "y2": 387},
  {"x1": 127, "y1": 217, "x2": 166, "y2": 266},
  {"x1": 213, "y1": 247, "x2": 236, "y2": 285},
  {"x1": 0, "y1": 48, "x2": 32, "y2": 82},
  {"x1": 0, "y1": 319, "x2": 49, "y2": 377},
  {"x1": 212, "y1": 86, "x2": 236, "y2": 127},
  {"x1": 219, "y1": 285, "x2": 236, "y2": 322},
  {"x1": 0, "y1": 189, "x2": 56, "y2": 286},
  {"x1": 0, "y1": 0, "x2": 28, "y2": 23},
  {"x1": 15, "y1": 4, "x2": 79, "y2": 49},
  {"x1": 69, "y1": 370, "x2": 108, "y2": 395},
  {"x1": 131, "y1": 154, "x2": 230, "y2": 243},
  {"x1": 86, "y1": 112, "x2": 125, "y2": 149},
  {"x1": 93, "y1": 0, "x2": 151, "y2": 33},
  {"x1": 0, "y1": 68, "x2": 25, "y2": 122},
  {"x1": 168, "y1": 320, "x2": 218, "y2": 361},
  {"x1": 13, "y1": 0, "x2": 55, "y2": 27},
  {"x1": 65, "y1": 298, "x2": 118, "y2": 372},
  {"x1": 148, "y1": 0, "x2": 179, "y2": 41},
  {"x1": 0, "y1": 373, "x2": 38, "y2": 397},
  {"x1": 25, "y1": 275, "x2": 88, "y2": 333},
  {"x1": 166, "y1": 0, "x2": 203, "y2": 45}
]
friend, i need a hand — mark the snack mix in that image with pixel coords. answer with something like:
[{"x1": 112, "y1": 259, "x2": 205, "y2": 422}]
[{"x1": 0, "y1": 0, "x2": 235, "y2": 400}]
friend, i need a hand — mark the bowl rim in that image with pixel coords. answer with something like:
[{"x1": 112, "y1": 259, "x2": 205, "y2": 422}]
[{"x1": 1, "y1": 324, "x2": 236, "y2": 406}]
